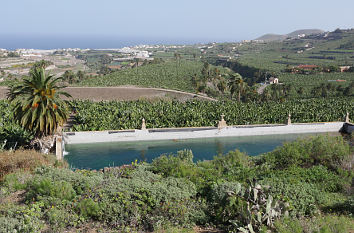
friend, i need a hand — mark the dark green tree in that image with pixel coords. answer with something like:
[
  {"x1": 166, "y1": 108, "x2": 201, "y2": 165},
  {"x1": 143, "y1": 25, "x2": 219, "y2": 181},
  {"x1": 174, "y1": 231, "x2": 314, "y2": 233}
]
[{"x1": 7, "y1": 68, "x2": 71, "y2": 137}]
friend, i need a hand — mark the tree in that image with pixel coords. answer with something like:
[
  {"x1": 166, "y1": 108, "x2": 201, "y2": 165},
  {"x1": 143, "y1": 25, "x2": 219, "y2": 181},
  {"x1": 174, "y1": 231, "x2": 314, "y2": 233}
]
[
  {"x1": 201, "y1": 62, "x2": 210, "y2": 81},
  {"x1": 7, "y1": 68, "x2": 71, "y2": 138},
  {"x1": 217, "y1": 77, "x2": 227, "y2": 94},
  {"x1": 228, "y1": 73, "x2": 246, "y2": 101},
  {"x1": 134, "y1": 58, "x2": 140, "y2": 77},
  {"x1": 262, "y1": 88, "x2": 272, "y2": 101},
  {"x1": 7, "y1": 52, "x2": 19, "y2": 57},
  {"x1": 192, "y1": 53, "x2": 197, "y2": 60},
  {"x1": 98, "y1": 66, "x2": 112, "y2": 75},
  {"x1": 76, "y1": 70, "x2": 85, "y2": 82},
  {"x1": 31, "y1": 60, "x2": 53, "y2": 70},
  {"x1": 63, "y1": 70, "x2": 76, "y2": 84},
  {"x1": 174, "y1": 53, "x2": 181, "y2": 77},
  {"x1": 297, "y1": 87, "x2": 304, "y2": 96}
]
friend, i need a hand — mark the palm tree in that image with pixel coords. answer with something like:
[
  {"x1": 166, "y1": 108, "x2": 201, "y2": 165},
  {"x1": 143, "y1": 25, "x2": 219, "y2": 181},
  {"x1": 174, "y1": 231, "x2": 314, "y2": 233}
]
[
  {"x1": 262, "y1": 88, "x2": 272, "y2": 101},
  {"x1": 217, "y1": 77, "x2": 227, "y2": 94},
  {"x1": 7, "y1": 68, "x2": 71, "y2": 138},
  {"x1": 228, "y1": 73, "x2": 246, "y2": 101},
  {"x1": 134, "y1": 58, "x2": 140, "y2": 77},
  {"x1": 174, "y1": 52, "x2": 181, "y2": 77}
]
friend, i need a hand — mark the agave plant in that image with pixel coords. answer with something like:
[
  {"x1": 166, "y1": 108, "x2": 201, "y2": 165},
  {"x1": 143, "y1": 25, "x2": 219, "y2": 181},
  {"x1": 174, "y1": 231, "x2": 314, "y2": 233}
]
[{"x1": 7, "y1": 68, "x2": 71, "y2": 138}]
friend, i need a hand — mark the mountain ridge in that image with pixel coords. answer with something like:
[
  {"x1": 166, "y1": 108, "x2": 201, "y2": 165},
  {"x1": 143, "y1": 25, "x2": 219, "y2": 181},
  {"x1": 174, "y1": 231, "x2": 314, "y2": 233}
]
[{"x1": 256, "y1": 29, "x2": 324, "y2": 42}]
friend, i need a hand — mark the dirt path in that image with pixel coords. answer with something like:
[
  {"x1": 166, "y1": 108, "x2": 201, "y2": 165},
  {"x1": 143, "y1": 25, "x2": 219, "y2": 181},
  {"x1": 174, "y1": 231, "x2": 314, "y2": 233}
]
[
  {"x1": 257, "y1": 83, "x2": 269, "y2": 94},
  {"x1": 0, "y1": 86, "x2": 215, "y2": 101}
]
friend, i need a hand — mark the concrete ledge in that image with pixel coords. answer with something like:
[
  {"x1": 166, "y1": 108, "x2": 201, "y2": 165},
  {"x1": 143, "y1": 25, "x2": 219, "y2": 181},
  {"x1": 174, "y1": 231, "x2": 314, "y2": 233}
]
[{"x1": 63, "y1": 122, "x2": 344, "y2": 145}]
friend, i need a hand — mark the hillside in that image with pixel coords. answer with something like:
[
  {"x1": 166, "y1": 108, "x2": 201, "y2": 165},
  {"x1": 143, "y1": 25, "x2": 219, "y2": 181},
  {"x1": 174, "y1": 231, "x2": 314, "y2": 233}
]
[
  {"x1": 78, "y1": 60, "x2": 201, "y2": 92},
  {"x1": 256, "y1": 28, "x2": 324, "y2": 41},
  {"x1": 203, "y1": 29, "x2": 354, "y2": 99},
  {"x1": 78, "y1": 60, "x2": 231, "y2": 94},
  {"x1": 256, "y1": 33, "x2": 287, "y2": 42},
  {"x1": 287, "y1": 29, "x2": 324, "y2": 37}
]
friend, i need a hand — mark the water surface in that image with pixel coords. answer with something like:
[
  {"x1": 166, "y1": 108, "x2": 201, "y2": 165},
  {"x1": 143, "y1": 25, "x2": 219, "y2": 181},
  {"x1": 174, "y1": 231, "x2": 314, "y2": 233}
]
[{"x1": 65, "y1": 133, "x2": 323, "y2": 170}]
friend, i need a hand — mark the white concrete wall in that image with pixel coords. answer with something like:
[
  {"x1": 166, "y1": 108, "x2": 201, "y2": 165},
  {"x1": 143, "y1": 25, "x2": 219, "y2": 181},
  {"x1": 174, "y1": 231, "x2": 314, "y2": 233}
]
[{"x1": 63, "y1": 122, "x2": 344, "y2": 145}]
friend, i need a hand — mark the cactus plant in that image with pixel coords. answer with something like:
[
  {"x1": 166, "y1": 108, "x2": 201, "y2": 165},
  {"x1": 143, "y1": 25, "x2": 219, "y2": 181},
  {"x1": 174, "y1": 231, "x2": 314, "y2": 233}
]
[{"x1": 216, "y1": 182, "x2": 288, "y2": 232}]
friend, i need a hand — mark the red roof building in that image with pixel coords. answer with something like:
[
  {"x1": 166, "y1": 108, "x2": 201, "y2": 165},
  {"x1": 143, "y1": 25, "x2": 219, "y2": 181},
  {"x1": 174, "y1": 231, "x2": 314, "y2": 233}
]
[{"x1": 297, "y1": 65, "x2": 318, "y2": 70}]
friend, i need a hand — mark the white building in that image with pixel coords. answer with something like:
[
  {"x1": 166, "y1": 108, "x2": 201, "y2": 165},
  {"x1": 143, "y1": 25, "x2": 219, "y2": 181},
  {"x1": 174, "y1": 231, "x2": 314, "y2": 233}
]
[{"x1": 269, "y1": 77, "x2": 279, "y2": 84}]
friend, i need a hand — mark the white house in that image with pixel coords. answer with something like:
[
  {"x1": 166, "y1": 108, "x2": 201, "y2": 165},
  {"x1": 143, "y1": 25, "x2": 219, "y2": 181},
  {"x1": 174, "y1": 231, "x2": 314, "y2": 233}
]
[{"x1": 269, "y1": 77, "x2": 279, "y2": 84}]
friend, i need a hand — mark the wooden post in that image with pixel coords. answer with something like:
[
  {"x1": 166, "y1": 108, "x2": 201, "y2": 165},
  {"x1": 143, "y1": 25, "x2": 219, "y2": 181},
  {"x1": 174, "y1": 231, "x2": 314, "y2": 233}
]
[{"x1": 56, "y1": 136, "x2": 63, "y2": 160}]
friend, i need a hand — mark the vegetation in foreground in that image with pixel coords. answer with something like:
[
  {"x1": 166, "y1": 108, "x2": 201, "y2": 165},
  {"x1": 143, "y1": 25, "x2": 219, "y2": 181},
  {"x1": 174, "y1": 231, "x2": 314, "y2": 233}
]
[{"x1": 0, "y1": 135, "x2": 353, "y2": 232}]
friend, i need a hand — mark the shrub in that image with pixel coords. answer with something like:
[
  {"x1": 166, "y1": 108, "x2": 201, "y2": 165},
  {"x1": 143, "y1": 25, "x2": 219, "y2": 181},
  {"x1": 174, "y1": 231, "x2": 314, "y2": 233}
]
[
  {"x1": 93, "y1": 165, "x2": 200, "y2": 230},
  {"x1": 151, "y1": 150, "x2": 196, "y2": 178},
  {"x1": 263, "y1": 135, "x2": 351, "y2": 172},
  {"x1": 274, "y1": 217, "x2": 303, "y2": 233},
  {"x1": 76, "y1": 198, "x2": 101, "y2": 219},
  {"x1": 0, "y1": 202, "x2": 44, "y2": 232},
  {"x1": 1, "y1": 172, "x2": 32, "y2": 192},
  {"x1": 211, "y1": 150, "x2": 255, "y2": 182},
  {"x1": 45, "y1": 207, "x2": 81, "y2": 231},
  {"x1": 33, "y1": 166, "x2": 103, "y2": 195},
  {"x1": 326, "y1": 196, "x2": 354, "y2": 215},
  {"x1": 259, "y1": 166, "x2": 350, "y2": 193},
  {"x1": 26, "y1": 178, "x2": 76, "y2": 202},
  {"x1": 0, "y1": 217, "x2": 21, "y2": 233},
  {"x1": 0, "y1": 150, "x2": 66, "y2": 179},
  {"x1": 275, "y1": 215, "x2": 354, "y2": 233},
  {"x1": 260, "y1": 178, "x2": 325, "y2": 217}
]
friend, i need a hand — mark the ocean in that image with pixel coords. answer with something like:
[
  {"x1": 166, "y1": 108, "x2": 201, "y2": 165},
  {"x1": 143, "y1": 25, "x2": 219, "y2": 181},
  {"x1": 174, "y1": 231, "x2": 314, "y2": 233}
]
[{"x1": 0, "y1": 35, "x2": 219, "y2": 50}]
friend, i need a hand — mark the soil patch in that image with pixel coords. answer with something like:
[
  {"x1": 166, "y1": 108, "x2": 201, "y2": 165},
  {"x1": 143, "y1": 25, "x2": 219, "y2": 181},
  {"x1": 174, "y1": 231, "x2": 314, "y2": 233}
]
[{"x1": 0, "y1": 86, "x2": 214, "y2": 101}]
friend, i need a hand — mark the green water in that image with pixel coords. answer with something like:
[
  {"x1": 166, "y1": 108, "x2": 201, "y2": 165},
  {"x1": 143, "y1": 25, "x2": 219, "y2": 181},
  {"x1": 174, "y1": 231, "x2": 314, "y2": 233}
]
[{"x1": 65, "y1": 133, "x2": 322, "y2": 170}]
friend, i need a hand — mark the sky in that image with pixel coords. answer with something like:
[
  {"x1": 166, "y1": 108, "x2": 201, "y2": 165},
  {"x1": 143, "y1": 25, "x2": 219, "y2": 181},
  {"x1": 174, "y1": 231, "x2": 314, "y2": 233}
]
[{"x1": 1, "y1": 0, "x2": 354, "y2": 48}]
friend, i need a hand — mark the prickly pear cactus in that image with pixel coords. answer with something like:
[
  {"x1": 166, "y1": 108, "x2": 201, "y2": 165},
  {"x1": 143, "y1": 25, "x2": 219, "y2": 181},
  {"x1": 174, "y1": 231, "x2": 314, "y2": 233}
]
[{"x1": 228, "y1": 182, "x2": 288, "y2": 232}]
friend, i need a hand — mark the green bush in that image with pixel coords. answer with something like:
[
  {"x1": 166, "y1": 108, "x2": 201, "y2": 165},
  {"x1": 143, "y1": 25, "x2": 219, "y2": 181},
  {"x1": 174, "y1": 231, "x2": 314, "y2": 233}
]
[
  {"x1": 26, "y1": 178, "x2": 76, "y2": 202},
  {"x1": 211, "y1": 150, "x2": 255, "y2": 182},
  {"x1": 151, "y1": 150, "x2": 196, "y2": 178},
  {"x1": 275, "y1": 215, "x2": 354, "y2": 233},
  {"x1": 46, "y1": 207, "x2": 81, "y2": 231},
  {"x1": 263, "y1": 135, "x2": 351, "y2": 172},
  {"x1": 33, "y1": 166, "x2": 103, "y2": 195},
  {"x1": 274, "y1": 217, "x2": 303, "y2": 233},
  {"x1": 0, "y1": 202, "x2": 44, "y2": 232},
  {"x1": 1, "y1": 172, "x2": 32, "y2": 192},
  {"x1": 326, "y1": 196, "x2": 354, "y2": 215},
  {"x1": 259, "y1": 166, "x2": 350, "y2": 193},
  {"x1": 76, "y1": 198, "x2": 101, "y2": 219},
  {"x1": 260, "y1": 178, "x2": 324, "y2": 216},
  {"x1": 0, "y1": 217, "x2": 21, "y2": 233},
  {"x1": 96, "y1": 165, "x2": 200, "y2": 230}
]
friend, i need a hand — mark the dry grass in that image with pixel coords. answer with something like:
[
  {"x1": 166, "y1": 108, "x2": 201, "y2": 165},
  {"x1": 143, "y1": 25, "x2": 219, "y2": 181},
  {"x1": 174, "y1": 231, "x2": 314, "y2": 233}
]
[{"x1": 0, "y1": 150, "x2": 67, "y2": 179}]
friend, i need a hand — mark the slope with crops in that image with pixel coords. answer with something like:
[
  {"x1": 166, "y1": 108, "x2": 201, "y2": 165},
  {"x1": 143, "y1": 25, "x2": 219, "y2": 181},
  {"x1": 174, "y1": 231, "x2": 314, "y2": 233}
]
[
  {"x1": 78, "y1": 60, "x2": 228, "y2": 93},
  {"x1": 205, "y1": 29, "x2": 354, "y2": 99},
  {"x1": 70, "y1": 98, "x2": 354, "y2": 131}
]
